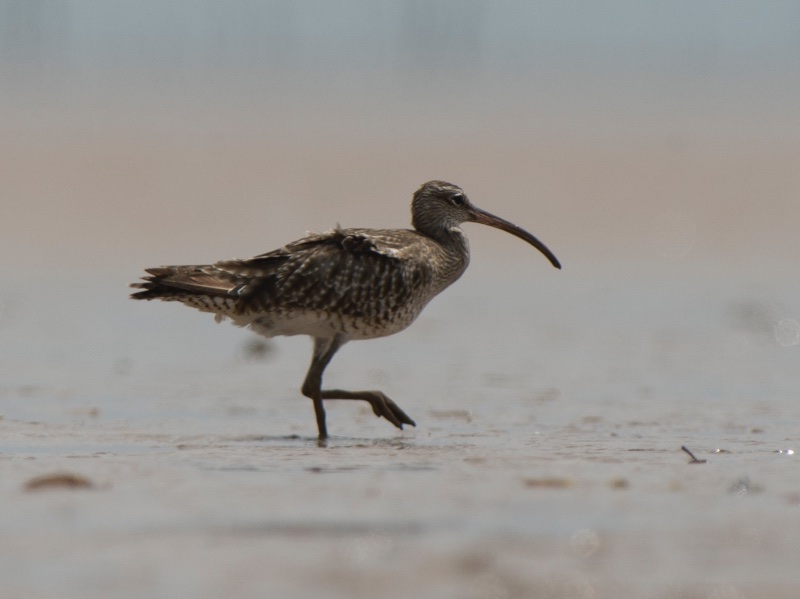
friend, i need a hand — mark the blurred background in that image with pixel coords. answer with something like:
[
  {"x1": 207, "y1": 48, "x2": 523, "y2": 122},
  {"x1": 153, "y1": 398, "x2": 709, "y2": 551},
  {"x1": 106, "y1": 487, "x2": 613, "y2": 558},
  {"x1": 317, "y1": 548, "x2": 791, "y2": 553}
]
[
  {"x1": 3, "y1": 4, "x2": 800, "y2": 597},
  {"x1": 3, "y1": 0, "x2": 799, "y2": 272},
  {"x1": 1, "y1": 0, "x2": 799, "y2": 410}
]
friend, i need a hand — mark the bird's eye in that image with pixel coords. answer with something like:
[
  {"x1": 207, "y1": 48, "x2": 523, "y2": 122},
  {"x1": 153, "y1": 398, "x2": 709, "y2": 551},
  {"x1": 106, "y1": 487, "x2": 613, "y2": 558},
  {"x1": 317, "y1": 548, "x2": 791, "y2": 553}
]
[{"x1": 449, "y1": 194, "x2": 465, "y2": 206}]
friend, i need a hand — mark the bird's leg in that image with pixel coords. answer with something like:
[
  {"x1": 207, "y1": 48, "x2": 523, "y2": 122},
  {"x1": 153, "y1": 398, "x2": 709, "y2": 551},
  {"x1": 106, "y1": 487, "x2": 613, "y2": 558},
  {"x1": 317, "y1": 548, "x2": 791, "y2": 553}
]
[
  {"x1": 320, "y1": 389, "x2": 416, "y2": 430},
  {"x1": 301, "y1": 336, "x2": 343, "y2": 440},
  {"x1": 301, "y1": 335, "x2": 416, "y2": 439}
]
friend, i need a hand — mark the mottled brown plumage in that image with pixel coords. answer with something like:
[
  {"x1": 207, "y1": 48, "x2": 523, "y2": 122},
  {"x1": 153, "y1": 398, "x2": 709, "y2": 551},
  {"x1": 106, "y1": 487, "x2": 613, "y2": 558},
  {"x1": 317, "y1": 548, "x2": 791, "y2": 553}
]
[{"x1": 131, "y1": 180, "x2": 560, "y2": 440}]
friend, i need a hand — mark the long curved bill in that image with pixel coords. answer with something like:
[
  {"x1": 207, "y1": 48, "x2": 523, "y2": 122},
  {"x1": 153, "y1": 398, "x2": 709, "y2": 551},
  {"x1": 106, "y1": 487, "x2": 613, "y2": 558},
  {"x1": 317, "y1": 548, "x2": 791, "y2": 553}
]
[{"x1": 470, "y1": 207, "x2": 561, "y2": 270}]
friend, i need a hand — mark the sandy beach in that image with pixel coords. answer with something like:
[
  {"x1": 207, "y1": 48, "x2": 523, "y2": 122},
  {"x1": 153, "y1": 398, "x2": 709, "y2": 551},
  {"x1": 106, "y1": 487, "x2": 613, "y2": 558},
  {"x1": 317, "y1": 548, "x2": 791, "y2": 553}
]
[{"x1": 3, "y1": 264, "x2": 800, "y2": 598}]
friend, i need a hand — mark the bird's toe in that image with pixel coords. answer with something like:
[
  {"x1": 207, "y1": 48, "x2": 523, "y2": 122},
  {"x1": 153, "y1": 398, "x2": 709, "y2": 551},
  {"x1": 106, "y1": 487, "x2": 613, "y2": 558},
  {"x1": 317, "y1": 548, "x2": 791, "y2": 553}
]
[
  {"x1": 387, "y1": 401, "x2": 416, "y2": 427},
  {"x1": 369, "y1": 392, "x2": 416, "y2": 429}
]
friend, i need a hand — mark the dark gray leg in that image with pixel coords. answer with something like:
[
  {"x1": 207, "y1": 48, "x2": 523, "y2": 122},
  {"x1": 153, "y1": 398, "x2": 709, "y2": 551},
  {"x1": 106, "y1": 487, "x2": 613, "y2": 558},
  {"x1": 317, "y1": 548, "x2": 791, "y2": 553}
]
[
  {"x1": 300, "y1": 335, "x2": 416, "y2": 440},
  {"x1": 301, "y1": 336, "x2": 343, "y2": 440},
  {"x1": 320, "y1": 389, "x2": 416, "y2": 430}
]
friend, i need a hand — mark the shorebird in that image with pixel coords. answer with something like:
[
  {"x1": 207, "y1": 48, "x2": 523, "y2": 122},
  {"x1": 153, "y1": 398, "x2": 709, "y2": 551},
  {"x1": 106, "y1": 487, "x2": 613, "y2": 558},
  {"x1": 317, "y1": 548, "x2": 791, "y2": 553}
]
[{"x1": 131, "y1": 181, "x2": 560, "y2": 440}]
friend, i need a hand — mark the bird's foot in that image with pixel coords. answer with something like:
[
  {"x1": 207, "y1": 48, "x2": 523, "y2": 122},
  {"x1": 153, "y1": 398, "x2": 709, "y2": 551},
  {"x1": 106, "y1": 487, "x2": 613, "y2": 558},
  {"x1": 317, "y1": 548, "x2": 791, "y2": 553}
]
[
  {"x1": 319, "y1": 389, "x2": 416, "y2": 430},
  {"x1": 365, "y1": 391, "x2": 416, "y2": 430}
]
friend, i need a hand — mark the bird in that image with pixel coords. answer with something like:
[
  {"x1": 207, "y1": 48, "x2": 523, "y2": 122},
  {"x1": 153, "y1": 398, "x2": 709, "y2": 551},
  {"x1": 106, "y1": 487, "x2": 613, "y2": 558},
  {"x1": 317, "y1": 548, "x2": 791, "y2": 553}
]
[{"x1": 131, "y1": 180, "x2": 560, "y2": 440}]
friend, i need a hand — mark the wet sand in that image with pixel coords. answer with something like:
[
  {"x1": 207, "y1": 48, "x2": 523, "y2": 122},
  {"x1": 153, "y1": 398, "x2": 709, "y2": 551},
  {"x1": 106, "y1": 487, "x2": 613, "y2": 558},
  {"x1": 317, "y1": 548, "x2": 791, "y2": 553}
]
[{"x1": 2, "y1": 266, "x2": 800, "y2": 598}]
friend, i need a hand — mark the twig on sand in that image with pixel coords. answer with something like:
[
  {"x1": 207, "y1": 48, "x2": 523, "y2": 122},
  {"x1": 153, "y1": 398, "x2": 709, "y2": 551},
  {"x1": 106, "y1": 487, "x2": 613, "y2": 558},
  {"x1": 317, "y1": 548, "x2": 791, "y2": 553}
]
[{"x1": 681, "y1": 445, "x2": 707, "y2": 464}]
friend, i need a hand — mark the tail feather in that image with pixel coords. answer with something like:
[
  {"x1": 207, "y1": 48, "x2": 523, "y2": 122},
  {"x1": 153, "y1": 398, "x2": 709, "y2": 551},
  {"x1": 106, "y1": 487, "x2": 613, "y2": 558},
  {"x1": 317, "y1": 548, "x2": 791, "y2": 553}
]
[{"x1": 130, "y1": 265, "x2": 233, "y2": 301}]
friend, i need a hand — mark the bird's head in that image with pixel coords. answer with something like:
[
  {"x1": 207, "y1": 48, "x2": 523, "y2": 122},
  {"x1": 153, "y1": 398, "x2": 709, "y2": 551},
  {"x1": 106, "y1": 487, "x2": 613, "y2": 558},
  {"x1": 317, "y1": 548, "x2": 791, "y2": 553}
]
[
  {"x1": 411, "y1": 180, "x2": 561, "y2": 269},
  {"x1": 411, "y1": 180, "x2": 473, "y2": 231}
]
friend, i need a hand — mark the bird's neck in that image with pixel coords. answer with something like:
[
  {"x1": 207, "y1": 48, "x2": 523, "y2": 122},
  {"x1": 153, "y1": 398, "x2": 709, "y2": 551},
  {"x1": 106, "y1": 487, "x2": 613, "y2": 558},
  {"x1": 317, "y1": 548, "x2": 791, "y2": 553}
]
[{"x1": 426, "y1": 226, "x2": 471, "y2": 293}]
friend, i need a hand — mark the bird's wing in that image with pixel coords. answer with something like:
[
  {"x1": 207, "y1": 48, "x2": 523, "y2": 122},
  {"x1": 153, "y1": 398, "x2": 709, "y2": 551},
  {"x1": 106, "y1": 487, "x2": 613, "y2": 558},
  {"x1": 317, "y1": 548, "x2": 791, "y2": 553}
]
[{"x1": 214, "y1": 227, "x2": 436, "y2": 317}]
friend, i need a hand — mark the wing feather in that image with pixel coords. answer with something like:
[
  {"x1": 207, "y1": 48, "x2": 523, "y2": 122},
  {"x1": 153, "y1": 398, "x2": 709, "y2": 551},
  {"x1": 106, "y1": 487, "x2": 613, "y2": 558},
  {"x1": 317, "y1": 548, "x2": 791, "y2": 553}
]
[
  {"x1": 132, "y1": 226, "x2": 436, "y2": 328},
  {"x1": 227, "y1": 227, "x2": 435, "y2": 318}
]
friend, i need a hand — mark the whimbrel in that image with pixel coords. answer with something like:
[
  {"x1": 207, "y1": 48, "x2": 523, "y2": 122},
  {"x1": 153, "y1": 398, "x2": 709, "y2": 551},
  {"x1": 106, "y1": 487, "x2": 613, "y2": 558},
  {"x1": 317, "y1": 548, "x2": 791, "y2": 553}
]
[{"x1": 131, "y1": 181, "x2": 560, "y2": 440}]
